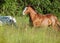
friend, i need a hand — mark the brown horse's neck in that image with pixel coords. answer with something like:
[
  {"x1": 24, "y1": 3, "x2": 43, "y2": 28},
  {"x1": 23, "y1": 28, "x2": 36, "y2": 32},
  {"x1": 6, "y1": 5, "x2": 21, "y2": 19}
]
[{"x1": 29, "y1": 7, "x2": 37, "y2": 21}]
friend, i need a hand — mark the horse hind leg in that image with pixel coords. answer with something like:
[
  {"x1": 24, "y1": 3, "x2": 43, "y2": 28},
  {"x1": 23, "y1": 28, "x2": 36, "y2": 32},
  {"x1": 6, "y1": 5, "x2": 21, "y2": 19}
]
[
  {"x1": 52, "y1": 22, "x2": 58, "y2": 31},
  {"x1": 56, "y1": 20, "x2": 60, "y2": 27},
  {"x1": 56, "y1": 20, "x2": 60, "y2": 31}
]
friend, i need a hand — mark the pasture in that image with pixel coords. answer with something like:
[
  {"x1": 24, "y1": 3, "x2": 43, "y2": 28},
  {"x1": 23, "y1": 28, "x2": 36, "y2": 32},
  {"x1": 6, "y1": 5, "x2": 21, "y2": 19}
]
[{"x1": 0, "y1": 16, "x2": 60, "y2": 43}]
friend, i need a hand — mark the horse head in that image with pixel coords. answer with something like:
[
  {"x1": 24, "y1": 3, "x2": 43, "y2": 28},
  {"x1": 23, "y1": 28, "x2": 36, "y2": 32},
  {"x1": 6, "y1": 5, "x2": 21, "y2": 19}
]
[{"x1": 23, "y1": 6, "x2": 30, "y2": 15}]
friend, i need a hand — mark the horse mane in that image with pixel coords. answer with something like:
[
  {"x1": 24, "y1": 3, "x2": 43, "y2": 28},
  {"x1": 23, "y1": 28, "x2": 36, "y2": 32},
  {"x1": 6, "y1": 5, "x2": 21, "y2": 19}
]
[
  {"x1": 26, "y1": 5, "x2": 38, "y2": 14},
  {"x1": 26, "y1": 5, "x2": 35, "y2": 10}
]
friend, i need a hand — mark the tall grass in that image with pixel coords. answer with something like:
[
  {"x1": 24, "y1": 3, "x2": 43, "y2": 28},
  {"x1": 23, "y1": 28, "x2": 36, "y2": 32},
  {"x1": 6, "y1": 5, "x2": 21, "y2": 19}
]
[
  {"x1": 0, "y1": 0, "x2": 60, "y2": 43},
  {"x1": 0, "y1": 17, "x2": 60, "y2": 43}
]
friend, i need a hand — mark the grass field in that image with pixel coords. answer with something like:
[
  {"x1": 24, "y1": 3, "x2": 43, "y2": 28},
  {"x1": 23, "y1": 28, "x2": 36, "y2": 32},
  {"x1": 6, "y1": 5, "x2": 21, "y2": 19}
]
[{"x1": 0, "y1": 16, "x2": 60, "y2": 43}]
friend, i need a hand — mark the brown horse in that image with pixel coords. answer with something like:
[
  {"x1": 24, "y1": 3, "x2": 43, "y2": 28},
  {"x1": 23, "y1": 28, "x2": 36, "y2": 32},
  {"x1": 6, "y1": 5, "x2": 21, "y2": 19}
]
[{"x1": 23, "y1": 5, "x2": 60, "y2": 30}]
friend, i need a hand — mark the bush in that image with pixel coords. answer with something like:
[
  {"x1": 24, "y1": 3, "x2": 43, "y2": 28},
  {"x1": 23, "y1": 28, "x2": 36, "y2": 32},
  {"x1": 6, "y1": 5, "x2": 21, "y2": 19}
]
[{"x1": 0, "y1": 0, "x2": 60, "y2": 17}]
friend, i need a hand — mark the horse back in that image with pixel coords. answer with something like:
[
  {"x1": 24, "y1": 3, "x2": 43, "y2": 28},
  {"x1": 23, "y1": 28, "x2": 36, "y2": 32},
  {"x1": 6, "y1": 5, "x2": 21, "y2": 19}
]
[{"x1": 45, "y1": 14, "x2": 53, "y2": 18}]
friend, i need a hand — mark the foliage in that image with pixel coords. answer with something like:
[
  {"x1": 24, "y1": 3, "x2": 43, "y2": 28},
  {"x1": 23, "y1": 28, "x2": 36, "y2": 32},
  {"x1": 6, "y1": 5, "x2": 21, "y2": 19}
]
[
  {"x1": 0, "y1": 0, "x2": 60, "y2": 17},
  {"x1": 0, "y1": 0, "x2": 60, "y2": 43},
  {"x1": 0, "y1": 17, "x2": 60, "y2": 43}
]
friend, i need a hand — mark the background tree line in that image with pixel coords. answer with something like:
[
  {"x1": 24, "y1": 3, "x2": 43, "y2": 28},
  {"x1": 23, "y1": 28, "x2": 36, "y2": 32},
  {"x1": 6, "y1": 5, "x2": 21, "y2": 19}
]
[{"x1": 0, "y1": 0, "x2": 60, "y2": 17}]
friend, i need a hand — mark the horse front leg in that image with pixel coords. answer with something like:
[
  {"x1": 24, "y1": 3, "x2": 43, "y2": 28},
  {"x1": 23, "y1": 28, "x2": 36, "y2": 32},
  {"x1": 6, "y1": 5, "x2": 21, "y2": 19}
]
[{"x1": 33, "y1": 21, "x2": 41, "y2": 27}]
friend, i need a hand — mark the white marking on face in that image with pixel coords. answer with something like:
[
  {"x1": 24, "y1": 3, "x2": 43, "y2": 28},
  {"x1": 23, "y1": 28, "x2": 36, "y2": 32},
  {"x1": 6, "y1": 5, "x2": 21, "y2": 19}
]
[{"x1": 23, "y1": 7, "x2": 28, "y2": 15}]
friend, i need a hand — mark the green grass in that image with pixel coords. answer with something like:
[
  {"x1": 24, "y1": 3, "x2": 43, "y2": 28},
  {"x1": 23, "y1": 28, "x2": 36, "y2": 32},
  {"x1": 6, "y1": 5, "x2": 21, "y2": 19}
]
[{"x1": 0, "y1": 16, "x2": 60, "y2": 43}]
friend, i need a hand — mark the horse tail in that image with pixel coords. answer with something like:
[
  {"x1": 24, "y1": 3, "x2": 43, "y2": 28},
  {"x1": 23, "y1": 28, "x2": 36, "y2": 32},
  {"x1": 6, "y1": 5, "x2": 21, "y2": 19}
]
[
  {"x1": 54, "y1": 15, "x2": 60, "y2": 31},
  {"x1": 57, "y1": 20, "x2": 60, "y2": 27},
  {"x1": 56, "y1": 20, "x2": 60, "y2": 31},
  {"x1": 55, "y1": 16, "x2": 60, "y2": 27},
  {"x1": 53, "y1": 15, "x2": 60, "y2": 27}
]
